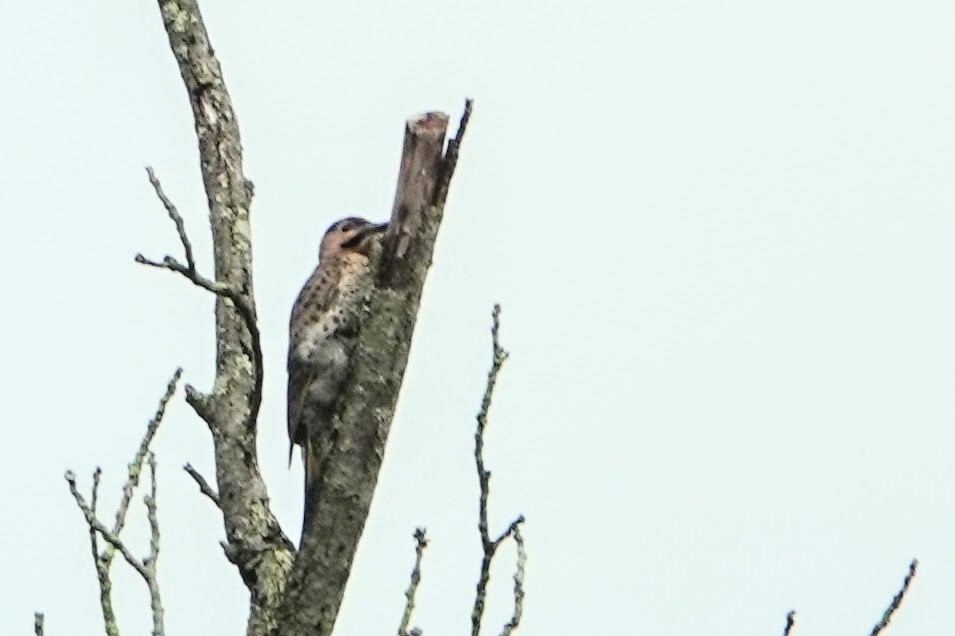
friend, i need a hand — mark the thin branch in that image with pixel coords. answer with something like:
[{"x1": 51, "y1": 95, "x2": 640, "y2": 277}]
[
  {"x1": 145, "y1": 166, "x2": 195, "y2": 271},
  {"x1": 89, "y1": 468, "x2": 119, "y2": 636},
  {"x1": 183, "y1": 462, "x2": 221, "y2": 508},
  {"x1": 871, "y1": 559, "x2": 918, "y2": 636},
  {"x1": 66, "y1": 471, "x2": 150, "y2": 579},
  {"x1": 137, "y1": 166, "x2": 263, "y2": 425},
  {"x1": 499, "y1": 524, "x2": 526, "y2": 636},
  {"x1": 134, "y1": 253, "x2": 230, "y2": 295},
  {"x1": 471, "y1": 304, "x2": 526, "y2": 636},
  {"x1": 782, "y1": 610, "x2": 795, "y2": 636},
  {"x1": 397, "y1": 528, "x2": 429, "y2": 636},
  {"x1": 143, "y1": 452, "x2": 165, "y2": 636},
  {"x1": 66, "y1": 369, "x2": 179, "y2": 636},
  {"x1": 475, "y1": 304, "x2": 509, "y2": 551},
  {"x1": 492, "y1": 516, "x2": 525, "y2": 548},
  {"x1": 90, "y1": 466, "x2": 102, "y2": 530},
  {"x1": 34, "y1": 612, "x2": 44, "y2": 636},
  {"x1": 134, "y1": 253, "x2": 263, "y2": 429},
  {"x1": 435, "y1": 98, "x2": 474, "y2": 207},
  {"x1": 108, "y1": 369, "x2": 182, "y2": 552}
]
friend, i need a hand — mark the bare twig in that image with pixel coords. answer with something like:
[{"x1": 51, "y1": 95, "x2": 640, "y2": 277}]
[
  {"x1": 475, "y1": 304, "x2": 510, "y2": 551},
  {"x1": 397, "y1": 528, "x2": 429, "y2": 636},
  {"x1": 499, "y1": 524, "x2": 526, "y2": 636},
  {"x1": 143, "y1": 452, "x2": 165, "y2": 636},
  {"x1": 782, "y1": 610, "x2": 795, "y2": 636},
  {"x1": 183, "y1": 462, "x2": 221, "y2": 507},
  {"x1": 65, "y1": 369, "x2": 179, "y2": 636},
  {"x1": 109, "y1": 369, "x2": 181, "y2": 550},
  {"x1": 133, "y1": 254, "x2": 262, "y2": 399},
  {"x1": 134, "y1": 253, "x2": 229, "y2": 295},
  {"x1": 90, "y1": 467, "x2": 101, "y2": 531},
  {"x1": 88, "y1": 468, "x2": 119, "y2": 636},
  {"x1": 871, "y1": 559, "x2": 918, "y2": 636},
  {"x1": 66, "y1": 472, "x2": 165, "y2": 634},
  {"x1": 66, "y1": 472, "x2": 151, "y2": 580},
  {"x1": 435, "y1": 98, "x2": 474, "y2": 207},
  {"x1": 145, "y1": 166, "x2": 195, "y2": 271},
  {"x1": 471, "y1": 305, "x2": 526, "y2": 636},
  {"x1": 34, "y1": 612, "x2": 44, "y2": 636},
  {"x1": 135, "y1": 178, "x2": 263, "y2": 428}
]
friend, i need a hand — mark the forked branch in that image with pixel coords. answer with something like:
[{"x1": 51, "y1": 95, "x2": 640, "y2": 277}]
[
  {"x1": 471, "y1": 305, "x2": 526, "y2": 636},
  {"x1": 134, "y1": 167, "x2": 262, "y2": 409},
  {"x1": 64, "y1": 369, "x2": 180, "y2": 636}
]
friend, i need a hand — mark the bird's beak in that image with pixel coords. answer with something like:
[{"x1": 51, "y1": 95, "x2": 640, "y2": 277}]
[
  {"x1": 341, "y1": 221, "x2": 389, "y2": 249},
  {"x1": 355, "y1": 222, "x2": 389, "y2": 238}
]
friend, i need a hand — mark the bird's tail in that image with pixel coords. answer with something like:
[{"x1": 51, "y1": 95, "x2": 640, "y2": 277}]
[{"x1": 301, "y1": 438, "x2": 322, "y2": 539}]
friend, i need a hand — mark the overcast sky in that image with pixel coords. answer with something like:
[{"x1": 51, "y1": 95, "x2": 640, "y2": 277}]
[{"x1": 2, "y1": 1, "x2": 954, "y2": 634}]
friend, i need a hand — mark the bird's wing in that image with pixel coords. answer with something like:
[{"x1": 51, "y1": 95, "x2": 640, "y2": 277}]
[
  {"x1": 287, "y1": 264, "x2": 342, "y2": 463},
  {"x1": 286, "y1": 360, "x2": 312, "y2": 465}
]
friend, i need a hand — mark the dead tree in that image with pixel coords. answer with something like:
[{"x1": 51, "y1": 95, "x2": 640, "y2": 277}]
[
  {"x1": 47, "y1": 1, "x2": 525, "y2": 636},
  {"x1": 38, "y1": 2, "x2": 919, "y2": 635}
]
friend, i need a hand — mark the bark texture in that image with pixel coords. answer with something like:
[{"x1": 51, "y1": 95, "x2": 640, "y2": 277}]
[
  {"x1": 274, "y1": 110, "x2": 469, "y2": 635},
  {"x1": 156, "y1": 2, "x2": 293, "y2": 635},
  {"x1": 154, "y1": 3, "x2": 470, "y2": 635}
]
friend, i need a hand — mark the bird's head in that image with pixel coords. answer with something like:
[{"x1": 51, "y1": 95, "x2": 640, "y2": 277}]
[{"x1": 318, "y1": 216, "x2": 389, "y2": 260}]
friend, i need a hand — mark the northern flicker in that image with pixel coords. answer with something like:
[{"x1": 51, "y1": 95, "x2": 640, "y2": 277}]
[{"x1": 287, "y1": 216, "x2": 388, "y2": 506}]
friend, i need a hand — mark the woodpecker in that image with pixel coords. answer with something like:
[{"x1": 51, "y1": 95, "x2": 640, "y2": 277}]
[{"x1": 287, "y1": 216, "x2": 388, "y2": 506}]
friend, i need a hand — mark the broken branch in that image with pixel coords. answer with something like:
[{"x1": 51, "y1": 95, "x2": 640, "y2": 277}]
[{"x1": 183, "y1": 462, "x2": 221, "y2": 508}]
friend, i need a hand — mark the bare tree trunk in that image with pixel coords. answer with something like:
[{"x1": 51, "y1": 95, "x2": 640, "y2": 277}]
[
  {"x1": 144, "y1": 3, "x2": 470, "y2": 635},
  {"x1": 153, "y1": 2, "x2": 294, "y2": 634},
  {"x1": 275, "y1": 109, "x2": 469, "y2": 634},
  {"x1": 43, "y1": 4, "x2": 925, "y2": 636}
]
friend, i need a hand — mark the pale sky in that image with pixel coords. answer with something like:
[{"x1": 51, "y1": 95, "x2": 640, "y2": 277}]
[{"x1": 2, "y1": 1, "x2": 954, "y2": 634}]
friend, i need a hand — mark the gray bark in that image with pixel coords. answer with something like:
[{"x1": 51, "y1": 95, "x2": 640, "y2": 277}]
[
  {"x1": 152, "y1": 3, "x2": 469, "y2": 635},
  {"x1": 275, "y1": 111, "x2": 467, "y2": 635},
  {"x1": 156, "y1": 2, "x2": 294, "y2": 634}
]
